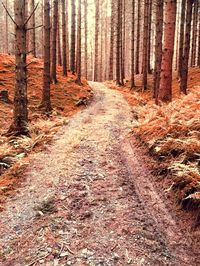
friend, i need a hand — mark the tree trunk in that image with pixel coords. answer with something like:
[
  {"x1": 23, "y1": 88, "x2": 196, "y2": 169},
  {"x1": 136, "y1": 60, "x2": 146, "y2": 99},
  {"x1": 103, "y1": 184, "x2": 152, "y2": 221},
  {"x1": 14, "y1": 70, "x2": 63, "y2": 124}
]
[
  {"x1": 9, "y1": 0, "x2": 28, "y2": 135},
  {"x1": 198, "y1": 2, "x2": 200, "y2": 67},
  {"x1": 70, "y1": 0, "x2": 76, "y2": 74},
  {"x1": 121, "y1": 0, "x2": 126, "y2": 82},
  {"x1": 108, "y1": 0, "x2": 114, "y2": 80},
  {"x1": 94, "y1": 0, "x2": 99, "y2": 81},
  {"x1": 75, "y1": 0, "x2": 82, "y2": 84},
  {"x1": 142, "y1": 0, "x2": 149, "y2": 90},
  {"x1": 84, "y1": 0, "x2": 88, "y2": 79},
  {"x1": 51, "y1": 0, "x2": 58, "y2": 84},
  {"x1": 180, "y1": 0, "x2": 193, "y2": 94},
  {"x1": 116, "y1": 0, "x2": 122, "y2": 85},
  {"x1": 147, "y1": 0, "x2": 152, "y2": 74},
  {"x1": 158, "y1": 0, "x2": 177, "y2": 103},
  {"x1": 41, "y1": 0, "x2": 51, "y2": 112},
  {"x1": 62, "y1": 0, "x2": 67, "y2": 75},
  {"x1": 66, "y1": 0, "x2": 69, "y2": 70},
  {"x1": 131, "y1": 0, "x2": 135, "y2": 88},
  {"x1": 178, "y1": 0, "x2": 186, "y2": 78},
  {"x1": 5, "y1": 0, "x2": 9, "y2": 53},
  {"x1": 191, "y1": 0, "x2": 198, "y2": 67},
  {"x1": 153, "y1": 0, "x2": 164, "y2": 102},
  {"x1": 30, "y1": 0, "x2": 36, "y2": 57},
  {"x1": 135, "y1": 0, "x2": 141, "y2": 74},
  {"x1": 57, "y1": 12, "x2": 62, "y2": 66}
]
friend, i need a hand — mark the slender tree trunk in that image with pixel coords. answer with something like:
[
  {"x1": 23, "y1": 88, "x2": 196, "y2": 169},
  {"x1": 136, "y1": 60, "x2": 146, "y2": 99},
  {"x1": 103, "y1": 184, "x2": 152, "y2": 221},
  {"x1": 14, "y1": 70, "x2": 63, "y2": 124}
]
[
  {"x1": 84, "y1": 0, "x2": 88, "y2": 79},
  {"x1": 191, "y1": 0, "x2": 198, "y2": 67},
  {"x1": 75, "y1": 0, "x2": 82, "y2": 84},
  {"x1": 9, "y1": 0, "x2": 28, "y2": 135},
  {"x1": 121, "y1": 0, "x2": 126, "y2": 81},
  {"x1": 153, "y1": 0, "x2": 164, "y2": 102},
  {"x1": 142, "y1": 0, "x2": 149, "y2": 90},
  {"x1": 135, "y1": 0, "x2": 141, "y2": 74},
  {"x1": 100, "y1": 7, "x2": 103, "y2": 82},
  {"x1": 57, "y1": 13, "x2": 62, "y2": 66},
  {"x1": 94, "y1": 0, "x2": 99, "y2": 81},
  {"x1": 131, "y1": 0, "x2": 135, "y2": 88},
  {"x1": 66, "y1": 0, "x2": 69, "y2": 70},
  {"x1": 116, "y1": 0, "x2": 122, "y2": 85},
  {"x1": 41, "y1": 0, "x2": 51, "y2": 112},
  {"x1": 158, "y1": 0, "x2": 177, "y2": 103},
  {"x1": 30, "y1": 0, "x2": 36, "y2": 57},
  {"x1": 70, "y1": 0, "x2": 76, "y2": 74},
  {"x1": 198, "y1": 3, "x2": 200, "y2": 67},
  {"x1": 178, "y1": 0, "x2": 186, "y2": 78},
  {"x1": 62, "y1": 0, "x2": 67, "y2": 75},
  {"x1": 25, "y1": 0, "x2": 29, "y2": 52},
  {"x1": 120, "y1": 0, "x2": 124, "y2": 85},
  {"x1": 5, "y1": 0, "x2": 9, "y2": 53},
  {"x1": 41, "y1": 0, "x2": 44, "y2": 58},
  {"x1": 109, "y1": 0, "x2": 114, "y2": 80},
  {"x1": 180, "y1": 0, "x2": 193, "y2": 94},
  {"x1": 147, "y1": 0, "x2": 152, "y2": 74},
  {"x1": 51, "y1": 0, "x2": 58, "y2": 84}
]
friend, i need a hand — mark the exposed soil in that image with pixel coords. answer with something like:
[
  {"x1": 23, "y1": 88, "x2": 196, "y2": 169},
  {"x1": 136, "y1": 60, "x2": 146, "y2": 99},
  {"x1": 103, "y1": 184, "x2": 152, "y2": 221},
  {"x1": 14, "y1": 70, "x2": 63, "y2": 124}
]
[
  {"x1": 0, "y1": 83, "x2": 199, "y2": 266},
  {"x1": 106, "y1": 69, "x2": 200, "y2": 223},
  {"x1": 0, "y1": 54, "x2": 92, "y2": 201}
]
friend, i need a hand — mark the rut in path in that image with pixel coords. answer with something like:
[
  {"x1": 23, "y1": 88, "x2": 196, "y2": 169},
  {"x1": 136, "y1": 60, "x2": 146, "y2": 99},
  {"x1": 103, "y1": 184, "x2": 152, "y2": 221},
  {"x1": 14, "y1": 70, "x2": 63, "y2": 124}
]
[{"x1": 0, "y1": 82, "x2": 198, "y2": 266}]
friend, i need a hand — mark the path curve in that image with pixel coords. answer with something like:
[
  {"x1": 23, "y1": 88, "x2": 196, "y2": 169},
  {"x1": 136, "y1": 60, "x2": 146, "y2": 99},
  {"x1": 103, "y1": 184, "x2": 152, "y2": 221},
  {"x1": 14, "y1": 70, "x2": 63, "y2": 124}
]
[{"x1": 0, "y1": 82, "x2": 198, "y2": 265}]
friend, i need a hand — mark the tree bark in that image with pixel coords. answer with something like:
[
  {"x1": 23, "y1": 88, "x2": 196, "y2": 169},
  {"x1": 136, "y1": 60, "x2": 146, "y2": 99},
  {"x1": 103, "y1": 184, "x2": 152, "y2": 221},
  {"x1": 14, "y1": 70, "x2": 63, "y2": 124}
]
[
  {"x1": 9, "y1": 0, "x2": 28, "y2": 135},
  {"x1": 158, "y1": 0, "x2": 177, "y2": 103},
  {"x1": 70, "y1": 0, "x2": 76, "y2": 74},
  {"x1": 116, "y1": 0, "x2": 122, "y2": 85},
  {"x1": 191, "y1": 0, "x2": 198, "y2": 67},
  {"x1": 108, "y1": 0, "x2": 114, "y2": 80},
  {"x1": 84, "y1": 0, "x2": 88, "y2": 79},
  {"x1": 142, "y1": 0, "x2": 149, "y2": 90},
  {"x1": 180, "y1": 0, "x2": 193, "y2": 94},
  {"x1": 131, "y1": 0, "x2": 135, "y2": 88},
  {"x1": 57, "y1": 11, "x2": 62, "y2": 66},
  {"x1": 30, "y1": 0, "x2": 36, "y2": 57},
  {"x1": 41, "y1": 0, "x2": 52, "y2": 112},
  {"x1": 51, "y1": 0, "x2": 58, "y2": 84},
  {"x1": 147, "y1": 0, "x2": 152, "y2": 74},
  {"x1": 178, "y1": 0, "x2": 186, "y2": 78},
  {"x1": 5, "y1": 0, "x2": 9, "y2": 53},
  {"x1": 153, "y1": 0, "x2": 164, "y2": 102},
  {"x1": 135, "y1": 0, "x2": 141, "y2": 74},
  {"x1": 94, "y1": 0, "x2": 99, "y2": 81},
  {"x1": 62, "y1": 0, "x2": 67, "y2": 75},
  {"x1": 75, "y1": 0, "x2": 82, "y2": 84}
]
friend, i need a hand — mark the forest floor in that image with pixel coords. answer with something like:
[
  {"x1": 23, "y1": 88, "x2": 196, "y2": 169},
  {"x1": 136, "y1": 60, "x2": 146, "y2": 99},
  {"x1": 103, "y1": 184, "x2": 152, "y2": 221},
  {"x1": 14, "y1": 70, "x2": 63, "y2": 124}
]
[
  {"x1": 0, "y1": 54, "x2": 92, "y2": 204},
  {"x1": 106, "y1": 68, "x2": 200, "y2": 226},
  {"x1": 0, "y1": 82, "x2": 199, "y2": 265}
]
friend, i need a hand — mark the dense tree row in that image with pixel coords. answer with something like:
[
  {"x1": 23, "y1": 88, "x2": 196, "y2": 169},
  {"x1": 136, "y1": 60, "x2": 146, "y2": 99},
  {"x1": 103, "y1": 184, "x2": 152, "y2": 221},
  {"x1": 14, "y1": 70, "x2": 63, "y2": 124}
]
[
  {"x1": 0, "y1": 0, "x2": 200, "y2": 135},
  {"x1": 107, "y1": 0, "x2": 200, "y2": 103}
]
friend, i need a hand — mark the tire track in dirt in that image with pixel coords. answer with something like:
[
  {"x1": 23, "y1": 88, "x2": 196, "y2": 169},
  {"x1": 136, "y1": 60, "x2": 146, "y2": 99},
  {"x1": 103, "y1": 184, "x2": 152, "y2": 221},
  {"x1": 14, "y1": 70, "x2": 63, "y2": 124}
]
[{"x1": 0, "y1": 82, "x2": 198, "y2": 265}]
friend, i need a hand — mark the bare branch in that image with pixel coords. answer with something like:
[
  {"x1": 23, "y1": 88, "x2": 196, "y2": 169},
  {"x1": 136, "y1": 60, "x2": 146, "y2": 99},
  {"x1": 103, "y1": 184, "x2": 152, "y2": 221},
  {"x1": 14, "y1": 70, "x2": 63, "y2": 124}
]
[
  {"x1": 24, "y1": 2, "x2": 39, "y2": 26},
  {"x1": 26, "y1": 49, "x2": 35, "y2": 55},
  {"x1": 26, "y1": 61, "x2": 36, "y2": 68},
  {"x1": 27, "y1": 24, "x2": 43, "y2": 31},
  {"x1": 2, "y1": 2, "x2": 18, "y2": 27}
]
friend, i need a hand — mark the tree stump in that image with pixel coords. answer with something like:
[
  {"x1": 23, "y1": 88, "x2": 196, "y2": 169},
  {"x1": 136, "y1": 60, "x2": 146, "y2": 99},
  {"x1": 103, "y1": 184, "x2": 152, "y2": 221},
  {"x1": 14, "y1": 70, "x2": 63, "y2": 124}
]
[{"x1": 0, "y1": 90, "x2": 11, "y2": 103}]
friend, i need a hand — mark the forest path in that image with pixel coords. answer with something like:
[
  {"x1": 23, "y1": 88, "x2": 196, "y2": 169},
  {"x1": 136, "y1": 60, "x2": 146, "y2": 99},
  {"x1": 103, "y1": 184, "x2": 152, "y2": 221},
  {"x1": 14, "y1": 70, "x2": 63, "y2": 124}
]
[{"x1": 0, "y1": 82, "x2": 198, "y2": 265}]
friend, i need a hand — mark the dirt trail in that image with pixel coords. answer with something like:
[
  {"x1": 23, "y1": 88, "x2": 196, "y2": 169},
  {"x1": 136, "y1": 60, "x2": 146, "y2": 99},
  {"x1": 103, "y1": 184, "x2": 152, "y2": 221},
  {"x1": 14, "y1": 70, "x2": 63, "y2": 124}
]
[{"x1": 0, "y1": 82, "x2": 199, "y2": 265}]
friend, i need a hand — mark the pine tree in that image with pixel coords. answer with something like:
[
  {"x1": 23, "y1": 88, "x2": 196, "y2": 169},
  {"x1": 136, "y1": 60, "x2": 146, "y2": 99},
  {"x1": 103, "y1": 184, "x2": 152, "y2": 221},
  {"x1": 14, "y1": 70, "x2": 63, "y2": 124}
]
[
  {"x1": 158, "y1": 0, "x2": 177, "y2": 103},
  {"x1": 180, "y1": 0, "x2": 194, "y2": 94},
  {"x1": 41, "y1": 0, "x2": 52, "y2": 112},
  {"x1": 51, "y1": 0, "x2": 58, "y2": 84},
  {"x1": 9, "y1": 0, "x2": 28, "y2": 135}
]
